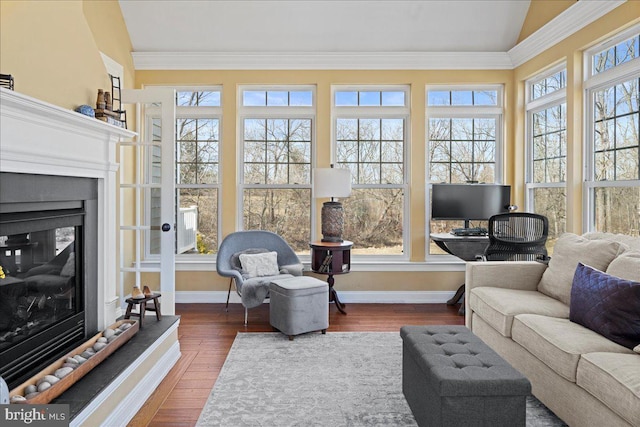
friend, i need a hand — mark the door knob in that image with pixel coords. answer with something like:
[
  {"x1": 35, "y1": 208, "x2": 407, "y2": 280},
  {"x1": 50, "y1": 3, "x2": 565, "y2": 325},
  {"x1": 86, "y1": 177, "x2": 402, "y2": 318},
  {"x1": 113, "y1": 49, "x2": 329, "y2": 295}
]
[{"x1": 161, "y1": 223, "x2": 171, "y2": 232}]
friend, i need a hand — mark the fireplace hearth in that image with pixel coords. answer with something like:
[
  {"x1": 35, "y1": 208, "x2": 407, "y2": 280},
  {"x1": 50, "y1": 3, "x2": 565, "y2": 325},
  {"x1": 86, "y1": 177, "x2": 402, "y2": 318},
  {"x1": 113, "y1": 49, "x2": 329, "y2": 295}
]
[{"x1": 0, "y1": 172, "x2": 98, "y2": 389}]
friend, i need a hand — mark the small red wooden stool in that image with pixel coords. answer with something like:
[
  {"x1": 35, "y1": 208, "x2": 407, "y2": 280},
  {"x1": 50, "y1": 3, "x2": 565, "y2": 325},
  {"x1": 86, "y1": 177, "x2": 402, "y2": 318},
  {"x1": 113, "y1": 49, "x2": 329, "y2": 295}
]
[{"x1": 124, "y1": 293, "x2": 161, "y2": 327}]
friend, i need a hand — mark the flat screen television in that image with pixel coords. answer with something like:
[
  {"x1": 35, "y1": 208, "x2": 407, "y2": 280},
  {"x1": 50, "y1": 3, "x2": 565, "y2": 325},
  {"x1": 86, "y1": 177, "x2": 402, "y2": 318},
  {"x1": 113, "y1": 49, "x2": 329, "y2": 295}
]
[{"x1": 431, "y1": 183, "x2": 511, "y2": 228}]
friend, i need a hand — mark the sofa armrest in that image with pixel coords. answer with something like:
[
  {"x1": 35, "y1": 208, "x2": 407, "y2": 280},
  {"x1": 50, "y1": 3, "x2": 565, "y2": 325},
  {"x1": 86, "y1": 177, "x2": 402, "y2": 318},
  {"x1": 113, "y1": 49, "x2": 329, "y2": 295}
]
[
  {"x1": 465, "y1": 261, "x2": 548, "y2": 328},
  {"x1": 465, "y1": 261, "x2": 547, "y2": 292}
]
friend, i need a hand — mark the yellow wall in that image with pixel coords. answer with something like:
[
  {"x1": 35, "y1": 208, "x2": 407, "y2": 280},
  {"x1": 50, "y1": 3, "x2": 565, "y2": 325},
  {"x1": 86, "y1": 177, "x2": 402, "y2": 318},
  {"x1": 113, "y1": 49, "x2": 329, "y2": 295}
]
[
  {"x1": 517, "y1": 0, "x2": 576, "y2": 43},
  {"x1": 0, "y1": 0, "x2": 133, "y2": 110}
]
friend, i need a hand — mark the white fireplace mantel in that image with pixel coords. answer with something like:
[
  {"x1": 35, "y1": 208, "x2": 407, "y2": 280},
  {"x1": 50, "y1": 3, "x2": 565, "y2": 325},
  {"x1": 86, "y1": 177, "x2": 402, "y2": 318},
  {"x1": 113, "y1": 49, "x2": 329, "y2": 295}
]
[{"x1": 0, "y1": 88, "x2": 136, "y2": 329}]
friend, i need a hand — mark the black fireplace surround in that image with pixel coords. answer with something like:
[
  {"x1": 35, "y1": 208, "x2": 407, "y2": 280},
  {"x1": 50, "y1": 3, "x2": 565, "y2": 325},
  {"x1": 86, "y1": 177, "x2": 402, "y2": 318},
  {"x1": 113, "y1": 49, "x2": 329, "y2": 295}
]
[{"x1": 0, "y1": 172, "x2": 99, "y2": 389}]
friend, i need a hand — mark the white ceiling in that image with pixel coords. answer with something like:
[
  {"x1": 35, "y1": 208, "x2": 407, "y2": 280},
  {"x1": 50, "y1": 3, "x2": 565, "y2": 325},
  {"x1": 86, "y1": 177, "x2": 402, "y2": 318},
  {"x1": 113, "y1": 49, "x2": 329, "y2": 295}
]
[{"x1": 119, "y1": 0, "x2": 531, "y2": 54}]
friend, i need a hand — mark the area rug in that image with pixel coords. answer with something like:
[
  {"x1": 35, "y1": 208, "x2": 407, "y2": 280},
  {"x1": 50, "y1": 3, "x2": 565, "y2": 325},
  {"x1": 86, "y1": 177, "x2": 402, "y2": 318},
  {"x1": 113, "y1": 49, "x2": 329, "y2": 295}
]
[{"x1": 196, "y1": 332, "x2": 566, "y2": 426}]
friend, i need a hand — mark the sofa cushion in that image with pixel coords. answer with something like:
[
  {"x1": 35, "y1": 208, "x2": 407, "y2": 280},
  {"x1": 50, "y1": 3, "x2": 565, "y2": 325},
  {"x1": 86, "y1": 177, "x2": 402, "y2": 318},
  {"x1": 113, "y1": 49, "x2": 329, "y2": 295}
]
[
  {"x1": 607, "y1": 251, "x2": 640, "y2": 282},
  {"x1": 537, "y1": 233, "x2": 623, "y2": 305},
  {"x1": 469, "y1": 287, "x2": 569, "y2": 337},
  {"x1": 577, "y1": 352, "x2": 640, "y2": 426},
  {"x1": 583, "y1": 232, "x2": 640, "y2": 252},
  {"x1": 511, "y1": 314, "x2": 633, "y2": 382},
  {"x1": 570, "y1": 263, "x2": 640, "y2": 350}
]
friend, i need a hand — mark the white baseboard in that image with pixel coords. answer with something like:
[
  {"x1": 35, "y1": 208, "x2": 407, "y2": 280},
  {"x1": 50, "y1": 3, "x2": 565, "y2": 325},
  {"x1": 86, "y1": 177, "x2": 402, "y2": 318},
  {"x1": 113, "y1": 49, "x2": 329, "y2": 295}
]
[
  {"x1": 70, "y1": 320, "x2": 181, "y2": 427},
  {"x1": 176, "y1": 290, "x2": 456, "y2": 304}
]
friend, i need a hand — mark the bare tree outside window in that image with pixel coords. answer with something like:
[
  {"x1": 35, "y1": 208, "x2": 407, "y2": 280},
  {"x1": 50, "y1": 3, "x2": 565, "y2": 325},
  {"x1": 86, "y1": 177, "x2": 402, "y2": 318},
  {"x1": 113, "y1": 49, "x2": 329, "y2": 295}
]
[
  {"x1": 585, "y1": 28, "x2": 639, "y2": 236},
  {"x1": 336, "y1": 118, "x2": 405, "y2": 254},
  {"x1": 242, "y1": 117, "x2": 312, "y2": 251},
  {"x1": 240, "y1": 87, "x2": 314, "y2": 253},
  {"x1": 426, "y1": 87, "x2": 502, "y2": 255},
  {"x1": 525, "y1": 68, "x2": 568, "y2": 252},
  {"x1": 591, "y1": 78, "x2": 639, "y2": 235},
  {"x1": 334, "y1": 87, "x2": 408, "y2": 256},
  {"x1": 148, "y1": 89, "x2": 221, "y2": 256}
]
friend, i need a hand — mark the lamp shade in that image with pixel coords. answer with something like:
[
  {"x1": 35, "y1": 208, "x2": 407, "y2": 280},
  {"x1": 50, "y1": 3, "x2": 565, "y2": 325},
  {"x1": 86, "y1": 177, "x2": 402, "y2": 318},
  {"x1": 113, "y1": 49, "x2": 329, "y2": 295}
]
[{"x1": 313, "y1": 168, "x2": 352, "y2": 199}]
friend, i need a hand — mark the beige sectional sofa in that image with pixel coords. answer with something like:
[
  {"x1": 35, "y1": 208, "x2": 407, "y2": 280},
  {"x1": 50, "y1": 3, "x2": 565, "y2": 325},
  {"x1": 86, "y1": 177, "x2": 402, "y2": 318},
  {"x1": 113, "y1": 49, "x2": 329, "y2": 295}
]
[{"x1": 465, "y1": 232, "x2": 640, "y2": 427}]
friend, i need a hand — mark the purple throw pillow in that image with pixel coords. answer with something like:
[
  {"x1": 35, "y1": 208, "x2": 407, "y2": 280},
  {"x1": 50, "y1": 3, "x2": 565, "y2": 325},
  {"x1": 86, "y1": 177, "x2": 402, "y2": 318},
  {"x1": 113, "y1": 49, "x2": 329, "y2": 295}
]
[{"x1": 570, "y1": 263, "x2": 640, "y2": 350}]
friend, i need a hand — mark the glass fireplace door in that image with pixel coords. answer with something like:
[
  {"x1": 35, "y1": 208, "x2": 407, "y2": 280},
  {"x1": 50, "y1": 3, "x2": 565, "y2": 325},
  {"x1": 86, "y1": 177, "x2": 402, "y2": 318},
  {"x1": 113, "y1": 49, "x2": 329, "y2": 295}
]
[{"x1": 0, "y1": 222, "x2": 82, "y2": 354}]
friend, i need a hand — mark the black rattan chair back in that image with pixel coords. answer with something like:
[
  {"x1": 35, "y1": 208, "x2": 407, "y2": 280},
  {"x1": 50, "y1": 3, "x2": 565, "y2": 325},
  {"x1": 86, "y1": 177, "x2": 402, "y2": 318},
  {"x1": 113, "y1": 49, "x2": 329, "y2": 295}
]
[{"x1": 484, "y1": 213, "x2": 549, "y2": 261}]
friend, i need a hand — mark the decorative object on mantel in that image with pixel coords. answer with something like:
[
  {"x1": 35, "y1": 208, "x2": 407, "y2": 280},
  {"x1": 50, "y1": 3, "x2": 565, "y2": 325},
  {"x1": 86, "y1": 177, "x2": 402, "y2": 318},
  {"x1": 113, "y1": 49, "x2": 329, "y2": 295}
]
[
  {"x1": 8, "y1": 319, "x2": 139, "y2": 404},
  {"x1": 94, "y1": 87, "x2": 125, "y2": 128},
  {"x1": 0, "y1": 74, "x2": 14, "y2": 90},
  {"x1": 96, "y1": 89, "x2": 105, "y2": 110},
  {"x1": 74, "y1": 104, "x2": 95, "y2": 118},
  {"x1": 109, "y1": 74, "x2": 128, "y2": 129},
  {"x1": 104, "y1": 90, "x2": 112, "y2": 111}
]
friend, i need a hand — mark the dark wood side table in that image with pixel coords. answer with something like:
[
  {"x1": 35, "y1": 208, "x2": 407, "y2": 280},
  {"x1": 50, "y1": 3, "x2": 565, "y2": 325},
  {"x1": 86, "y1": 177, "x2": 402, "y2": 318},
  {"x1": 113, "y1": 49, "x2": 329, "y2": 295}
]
[{"x1": 309, "y1": 240, "x2": 352, "y2": 315}]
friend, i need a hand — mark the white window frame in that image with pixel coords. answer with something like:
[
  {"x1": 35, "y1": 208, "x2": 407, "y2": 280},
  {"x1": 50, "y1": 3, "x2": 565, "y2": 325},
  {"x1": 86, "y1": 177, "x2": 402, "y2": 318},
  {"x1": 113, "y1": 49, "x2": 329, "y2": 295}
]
[
  {"x1": 583, "y1": 26, "x2": 640, "y2": 232},
  {"x1": 237, "y1": 85, "x2": 316, "y2": 249},
  {"x1": 425, "y1": 84, "x2": 504, "y2": 261},
  {"x1": 525, "y1": 64, "x2": 567, "y2": 213},
  {"x1": 331, "y1": 85, "x2": 411, "y2": 261},
  {"x1": 144, "y1": 86, "x2": 223, "y2": 264}
]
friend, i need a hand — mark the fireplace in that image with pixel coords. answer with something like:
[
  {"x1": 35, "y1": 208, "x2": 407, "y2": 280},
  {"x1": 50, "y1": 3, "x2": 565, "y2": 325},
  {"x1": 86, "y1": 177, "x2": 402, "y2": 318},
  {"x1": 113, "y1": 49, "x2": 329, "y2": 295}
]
[
  {"x1": 0, "y1": 172, "x2": 99, "y2": 389},
  {"x1": 1, "y1": 88, "x2": 180, "y2": 425}
]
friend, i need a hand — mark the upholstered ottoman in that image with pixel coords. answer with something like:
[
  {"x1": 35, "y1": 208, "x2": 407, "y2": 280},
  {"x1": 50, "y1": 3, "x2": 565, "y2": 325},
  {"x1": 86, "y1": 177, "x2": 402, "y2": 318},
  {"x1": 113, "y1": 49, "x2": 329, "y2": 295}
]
[
  {"x1": 400, "y1": 325, "x2": 531, "y2": 427},
  {"x1": 269, "y1": 276, "x2": 328, "y2": 340}
]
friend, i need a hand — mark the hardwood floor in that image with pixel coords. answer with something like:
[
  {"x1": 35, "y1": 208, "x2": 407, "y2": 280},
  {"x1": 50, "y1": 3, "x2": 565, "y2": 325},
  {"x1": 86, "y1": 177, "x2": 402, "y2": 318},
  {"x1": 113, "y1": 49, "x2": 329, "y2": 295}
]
[{"x1": 129, "y1": 302, "x2": 464, "y2": 427}]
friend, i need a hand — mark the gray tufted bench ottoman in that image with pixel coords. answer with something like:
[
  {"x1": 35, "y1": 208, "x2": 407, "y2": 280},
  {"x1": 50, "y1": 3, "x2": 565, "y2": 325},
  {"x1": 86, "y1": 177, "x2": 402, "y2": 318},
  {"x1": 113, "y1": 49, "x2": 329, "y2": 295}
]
[{"x1": 400, "y1": 325, "x2": 531, "y2": 427}]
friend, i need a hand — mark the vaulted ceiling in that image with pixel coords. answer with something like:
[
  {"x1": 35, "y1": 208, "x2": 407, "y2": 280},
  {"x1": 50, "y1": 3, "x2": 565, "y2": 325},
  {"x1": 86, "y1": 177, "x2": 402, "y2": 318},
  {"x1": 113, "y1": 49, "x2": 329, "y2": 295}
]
[
  {"x1": 117, "y1": 1, "x2": 622, "y2": 70},
  {"x1": 119, "y1": 1, "x2": 531, "y2": 54}
]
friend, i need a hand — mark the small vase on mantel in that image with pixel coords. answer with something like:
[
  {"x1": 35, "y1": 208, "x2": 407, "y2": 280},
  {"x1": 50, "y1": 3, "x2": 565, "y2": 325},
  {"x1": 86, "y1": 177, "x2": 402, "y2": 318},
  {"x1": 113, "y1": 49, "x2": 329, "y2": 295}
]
[
  {"x1": 104, "y1": 91, "x2": 112, "y2": 111},
  {"x1": 96, "y1": 89, "x2": 105, "y2": 110}
]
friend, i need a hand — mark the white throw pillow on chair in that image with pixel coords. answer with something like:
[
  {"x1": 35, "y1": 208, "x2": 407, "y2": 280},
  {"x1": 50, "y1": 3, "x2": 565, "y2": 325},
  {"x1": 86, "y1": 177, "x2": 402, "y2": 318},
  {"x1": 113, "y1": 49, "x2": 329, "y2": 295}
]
[{"x1": 239, "y1": 251, "x2": 280, "y2": 278}]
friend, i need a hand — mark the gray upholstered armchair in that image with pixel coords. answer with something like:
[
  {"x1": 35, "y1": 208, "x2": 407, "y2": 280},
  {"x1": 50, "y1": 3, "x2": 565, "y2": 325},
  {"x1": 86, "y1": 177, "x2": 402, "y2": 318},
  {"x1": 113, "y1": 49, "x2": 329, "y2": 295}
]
[{"x1": 216, "y1": 230, "x2": 303, "y2": 325}]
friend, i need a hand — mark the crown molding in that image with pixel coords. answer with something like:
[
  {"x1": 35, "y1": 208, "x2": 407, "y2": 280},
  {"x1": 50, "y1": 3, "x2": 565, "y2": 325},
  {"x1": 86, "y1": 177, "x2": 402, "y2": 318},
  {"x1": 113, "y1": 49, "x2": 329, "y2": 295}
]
[
  {"x1": 131, "y1": 0, "x2": 626, "y2": 71},
  {"x1": 132, "y1": 51, "x2": 514, "y2": 70},
  {"x1": 508, "y1": 0, "x2": 626, "y2": 68}
]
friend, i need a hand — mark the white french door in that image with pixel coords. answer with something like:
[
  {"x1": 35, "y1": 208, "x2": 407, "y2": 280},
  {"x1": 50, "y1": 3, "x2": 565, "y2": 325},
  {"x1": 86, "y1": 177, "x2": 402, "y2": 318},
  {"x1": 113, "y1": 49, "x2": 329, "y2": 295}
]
[{"x1": 119, "y1": 88, "x2": 176, "y2": 315}]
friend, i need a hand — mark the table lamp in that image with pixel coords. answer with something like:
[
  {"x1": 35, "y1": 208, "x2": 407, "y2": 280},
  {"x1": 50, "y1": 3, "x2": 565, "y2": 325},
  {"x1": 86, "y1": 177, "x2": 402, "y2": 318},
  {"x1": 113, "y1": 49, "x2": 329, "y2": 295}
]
[{"x1": 313, "y1": 166, "x2": 352, "y2": 242}]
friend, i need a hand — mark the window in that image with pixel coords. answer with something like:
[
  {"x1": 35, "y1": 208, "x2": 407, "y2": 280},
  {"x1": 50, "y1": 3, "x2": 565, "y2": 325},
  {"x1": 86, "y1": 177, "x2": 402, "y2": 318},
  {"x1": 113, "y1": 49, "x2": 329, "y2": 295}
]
[
  {"x1": 426, "y1": 86, "x2": 503, "y2": 256},
  {"x1": 239, "y1": 86, "x2": 314, "y2": 252},
  {"x1": 147, "y1": 89, "x2": 221, "y2": 257},
  {"x1": 333, "y1": 86, "x2": 409, "y2": 257},
  {"x1": 585, "y1": 27, "x2": 640, "y2": 235},
  {"x1": 526, "y1": 67, "x2": 567, "y2": 249}
]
